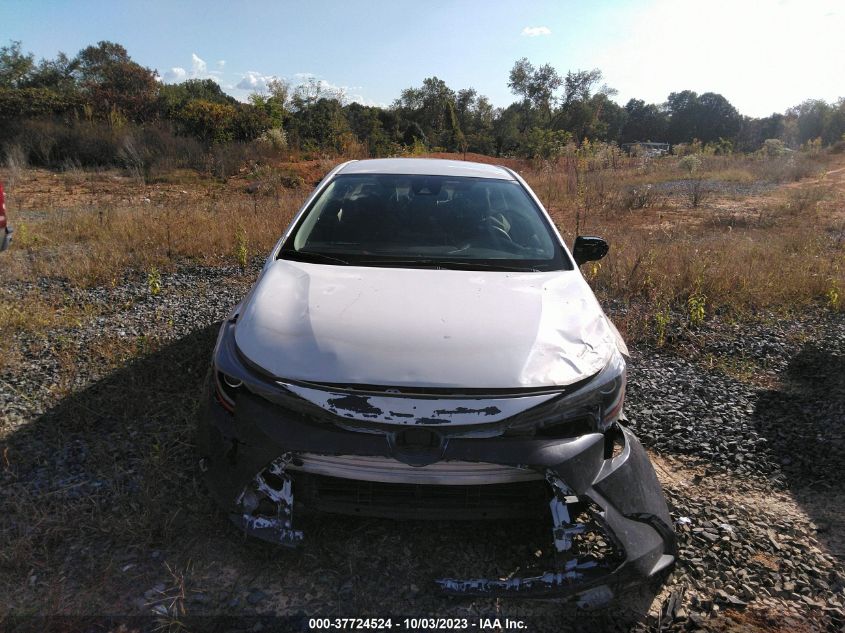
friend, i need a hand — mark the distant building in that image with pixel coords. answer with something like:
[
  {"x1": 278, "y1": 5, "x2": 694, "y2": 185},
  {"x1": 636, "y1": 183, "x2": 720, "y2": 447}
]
[{"x1": 621, "y1": 142, "x2": 670, "y2": 157}]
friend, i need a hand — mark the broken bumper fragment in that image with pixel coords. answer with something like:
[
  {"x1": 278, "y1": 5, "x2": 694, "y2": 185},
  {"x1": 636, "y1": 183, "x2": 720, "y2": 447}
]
[{"x1": 229, "y1": 453, "x2": 304, "y2": 547}]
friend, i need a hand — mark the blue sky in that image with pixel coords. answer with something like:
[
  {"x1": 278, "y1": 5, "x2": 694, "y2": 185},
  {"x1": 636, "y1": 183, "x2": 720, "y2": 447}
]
[{"x1": 2, "y1": 0, "x2": 843, "y2": 117}]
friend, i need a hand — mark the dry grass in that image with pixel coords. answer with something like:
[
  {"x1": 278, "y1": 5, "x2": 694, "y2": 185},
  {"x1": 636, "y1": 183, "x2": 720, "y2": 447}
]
[
  {"x1": 0, "y1": 293, "x2": 84, "y2": 334},
  {"x1": 1, "y1": 169, "x2": 309, "y2": 285},
  {"x1": 0, "y1": 291, "x2": 101, "y2": 373},
  {"x1": 0, "y1": 149, "x2": 843, "y2": 347},
  {"x1": 525, "y1": 150, "x2": 844, "y2": 341}
]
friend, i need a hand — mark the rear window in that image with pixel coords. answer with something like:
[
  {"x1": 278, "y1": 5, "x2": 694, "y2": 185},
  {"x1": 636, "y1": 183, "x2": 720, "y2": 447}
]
[{"x1": 280, "y1": 174, "x2": 570, "y2": 271}]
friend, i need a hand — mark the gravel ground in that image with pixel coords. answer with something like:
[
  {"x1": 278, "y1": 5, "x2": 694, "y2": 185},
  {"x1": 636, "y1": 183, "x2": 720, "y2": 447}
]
[{"x1": 1, "y1": 264, "x2": 843, "y2": 632}]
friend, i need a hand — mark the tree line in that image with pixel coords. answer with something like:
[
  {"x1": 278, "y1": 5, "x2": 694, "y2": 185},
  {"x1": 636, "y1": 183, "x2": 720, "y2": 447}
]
[{"x1": 1, "y1": 39, "x2": 843, "y2": 170}]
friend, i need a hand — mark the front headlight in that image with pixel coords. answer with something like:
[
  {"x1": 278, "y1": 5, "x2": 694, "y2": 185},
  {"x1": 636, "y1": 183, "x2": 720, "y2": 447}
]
[{"x1": 507, "y1": 350, "x2": 626, "y2": 437}]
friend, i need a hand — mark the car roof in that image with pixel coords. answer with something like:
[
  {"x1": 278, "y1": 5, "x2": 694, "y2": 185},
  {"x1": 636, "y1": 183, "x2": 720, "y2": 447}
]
[{"x1": 336, "y1": 158, "x2": 515, "y2": 180}]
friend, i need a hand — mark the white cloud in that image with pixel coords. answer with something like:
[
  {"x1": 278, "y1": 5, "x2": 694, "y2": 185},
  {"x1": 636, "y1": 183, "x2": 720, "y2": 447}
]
[
  {"x1": 521, "y1": 26, "x2": 551, "y2": 37},
  {"x1": 347, "y1": 93, "x2": 383, "y2": 107},
  {"x1": 216, "y1": 60, "x2": 226, "y2": 70},
  {"x1": 292, "y1": 75, "x2": 379, "y2": 105},
  {"x1": 163, "y1": 67, "x2": 187, "y2": 83},
  {"x1": 308, "y1": 77, "x2": 345, "y2": 94},
  {"x1": 236, "y1": 71, "x2": 278, "y2": 91},
  {"x1": 224, "y1": 69, "x2": 381, "y2": 105},
  {"x1": 191, "y1": 53, "x2": 207, "y2": 76},
  {"x1": 161, "y1": 53, "x2": 222, "y2": 84}
]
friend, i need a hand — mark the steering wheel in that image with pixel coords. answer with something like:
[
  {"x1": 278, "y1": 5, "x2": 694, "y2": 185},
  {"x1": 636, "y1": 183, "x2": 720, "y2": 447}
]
[{"x1": 489, "y1": 224, "x2": 513, "y2": 242}]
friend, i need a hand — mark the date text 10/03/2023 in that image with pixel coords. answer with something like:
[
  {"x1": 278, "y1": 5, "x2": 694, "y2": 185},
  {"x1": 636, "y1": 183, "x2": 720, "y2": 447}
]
[{"x1": 308, "y1": 618, "x2": 528, "y2": 630}]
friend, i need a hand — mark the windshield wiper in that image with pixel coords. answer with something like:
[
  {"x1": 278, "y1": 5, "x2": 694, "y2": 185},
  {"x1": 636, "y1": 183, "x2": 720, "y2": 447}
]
[
  {"x1": 438, "y1": 260, "x2": 540, "y2": 272},
  {"x1": 358, "y1": 258, "x2": 539, "y2": 272},
  {"x1": 356, "y1": 258, "x2": 443, "y2": 269},
  {"x1": 279, "y1": 249, "x2": 350, "y2": 265}
]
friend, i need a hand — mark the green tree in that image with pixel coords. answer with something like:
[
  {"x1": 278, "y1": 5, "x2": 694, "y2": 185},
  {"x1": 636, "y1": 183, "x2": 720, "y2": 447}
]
[
  {"x1": 508, "y1": 58, "x2": 562, "y2": 126},
  {"x1": 0, "y1": 40, "x2": 35, "y2": 88},
  {"x1": 0, "y1": 87, "x2": 83, "y2": 119},
  {"x1": 288, "y1": 97, "x2": 350, "y2": 151},
  {"x1": 665, "y1": 90, "x2": 740, "y2": 145},
  {"x1": 249, "y1": 78, "x2": 291, "y2": 129},
  {"x1": 292, "y1": 77, "x2": 345, "y2": 111},
  {"x1": 588, "y1": 93, "x2": 628, "y2": 142},
  {"x1": 789, "y1": 99, "x2": 836, "y2": 144},
  {"x1": 393, "y1": 76, "x2": 456, "y2": 147},
  {"x1": 695, "y1": 92, "x2": 741, "y2": 144},
  {"x1": 74, "y1": 41, "x2": 159, "y2": 120},
  {"x1": 562, "y1": 68, "x2": 603, "y2": 106},
  {"x1": 344, "y1": 102, "x2": 392, "y2": 156},
  {"x1": 447, "y1": 100, "x2": 467, "y2": 155},
  {"x1": 160, "y1": 78, "x2": 236, "y2": 121},
  {"x1": 465, "y1": 94, "x2": 495, "y2": 154},
  {"x1": 232, "y1": 104, "x2": 271, "y2": 142},
  {"x1": 665, "y1": 90, "x2": 700, "y2": 143},
  {"x1": 735, "y1": 113, "x2": 784, "y2": 152},
  {"x1": 492, "y1": 104, "x2": 522, "y2": 156},
  {"x1": 551, "y1": 67, "x2": 617, "y2": 142},
  {"x1": 621, "y1": 99, "x2": 668, "y2": 143},
  {"x1": 523, "y1": 128, "x2": 572, "y2": 159},
  {"x1": 21, "y1": 52, "x2": 78, "y2": 93},
  {"x1": 402, "y1": 121, "x2": 427, "y2": 147},
  {"x1": 177, "y1": 100, "x2": 237, "y2": 144}
]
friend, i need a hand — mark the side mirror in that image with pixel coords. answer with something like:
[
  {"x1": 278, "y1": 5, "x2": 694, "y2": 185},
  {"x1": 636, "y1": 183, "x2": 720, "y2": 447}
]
[{"x1": 572, "y1": 236, "x2": 609, "y2": 266}]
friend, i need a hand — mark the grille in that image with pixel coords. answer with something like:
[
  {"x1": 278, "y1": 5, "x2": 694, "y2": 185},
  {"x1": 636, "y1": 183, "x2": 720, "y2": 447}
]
[
  {"x1": 293, "y1": 472, "x2": 549, "y2": 520},
  {"x1": 287, "y1": 453, "x2": 543, "y2": 485}
]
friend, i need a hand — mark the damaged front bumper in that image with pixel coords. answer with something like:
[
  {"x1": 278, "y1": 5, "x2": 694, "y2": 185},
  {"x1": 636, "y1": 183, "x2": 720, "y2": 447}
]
[
  {"x1": 198, "y1": 382, "x2": 675, "y2": 602},
  {"x1": 434, "y1": 463, "x2": 675, "y2": 601}
]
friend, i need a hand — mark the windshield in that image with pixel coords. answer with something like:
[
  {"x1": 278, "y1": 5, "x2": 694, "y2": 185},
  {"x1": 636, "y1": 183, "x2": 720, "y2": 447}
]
[{"x1": 280, "y1": 174, "x2": 571, "y2": 271}]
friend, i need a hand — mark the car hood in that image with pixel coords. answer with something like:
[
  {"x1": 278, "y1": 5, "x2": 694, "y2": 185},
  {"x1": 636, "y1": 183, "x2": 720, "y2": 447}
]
[{"x1": 235, "y1": 259, "x2": 621, "y2": 389}]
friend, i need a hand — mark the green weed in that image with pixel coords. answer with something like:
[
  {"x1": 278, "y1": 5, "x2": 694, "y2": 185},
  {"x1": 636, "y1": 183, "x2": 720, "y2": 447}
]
[
  {"x1": 146, "y1": 267, "x2": 162, "y2": 296},
  {"x1": 688, "y1": 287, "x2": 706, "y2": 327}
]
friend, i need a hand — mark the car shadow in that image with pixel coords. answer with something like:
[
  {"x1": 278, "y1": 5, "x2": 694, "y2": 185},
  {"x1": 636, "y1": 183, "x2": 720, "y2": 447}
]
[
  {"x1": 2, "y1": 323, "x2": 657, "y2": 631},
  {"x1": 752, "y1": 342, "x2": 845, "y2": 557}
]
